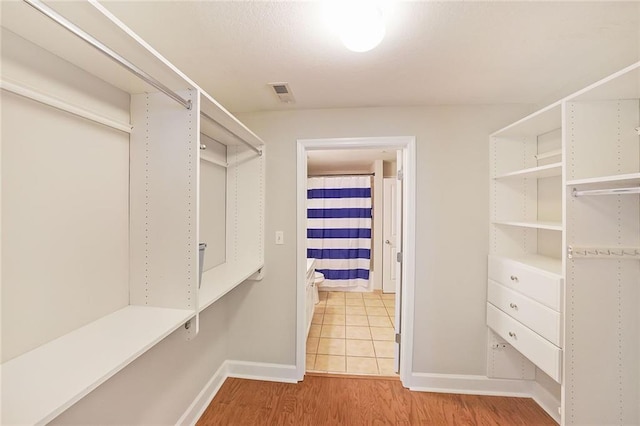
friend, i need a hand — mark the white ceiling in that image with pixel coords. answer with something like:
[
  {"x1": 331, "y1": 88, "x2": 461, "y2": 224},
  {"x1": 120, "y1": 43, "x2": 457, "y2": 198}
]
[{"x1": 100, "y1": 1, "x2": 640, "y2": 114}]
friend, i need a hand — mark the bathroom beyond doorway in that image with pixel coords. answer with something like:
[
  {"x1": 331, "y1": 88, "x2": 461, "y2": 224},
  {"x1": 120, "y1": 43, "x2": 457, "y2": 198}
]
[{"x1": 306, "y1": 290, "x2": 397, "y2": 376}]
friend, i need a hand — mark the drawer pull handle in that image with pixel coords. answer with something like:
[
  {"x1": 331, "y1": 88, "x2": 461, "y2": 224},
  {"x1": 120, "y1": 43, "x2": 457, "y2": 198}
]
[
  {"x1": 508, "y1": 331, "x2": 517, "y2": 338},
  {"x1": 510, "y1": 275, "x2": 518, "y2": 282},
  {"x1": 509, "y1": 303, "x2": 518, "y2": 309}
]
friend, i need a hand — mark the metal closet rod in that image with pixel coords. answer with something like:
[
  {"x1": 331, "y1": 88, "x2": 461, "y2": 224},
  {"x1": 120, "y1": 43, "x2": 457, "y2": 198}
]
[
  {"x1": 308, "y1": 173, "x2": 375, "y2": 177},
  {"x1": 200, "y1": 111, "x2": 263, "y2": 156},
  {"x1": 23, "y1": 0, "x2": 192, "y2": 110},
  {"x1": 1, "y1": 80, "x2": 133, "y2": 133},
  {"x1": 572, "y1": 186, "x2": 640, "y2": 197}
]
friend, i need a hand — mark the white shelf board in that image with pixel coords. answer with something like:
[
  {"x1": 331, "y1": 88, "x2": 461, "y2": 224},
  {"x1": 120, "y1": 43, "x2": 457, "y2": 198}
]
[
  {"x1": 199, "y1": 260, "x2": 265, "y2": 312},
  {"x1": 200, "y1": 91, "x2": 265, "y2": 150},
  {"x1": 491, "y1": 101, "x2": 562, "y2": 138},
  {"x1": 567, "y1": 61, "x2": 640, "y2": 102},
  {"x1": 494, "y1": 162, "x2": 562, "y2": 180},
  {"x1": 567, "y1": 172, "x2": 640, "y2": 188},
  {"x1": 535, "y1": 149, "x2": 562, "y2": 161},
  {"x1": 1, "y1": 305, "x2": 194, "y2": 425},
  {"x1": 494, "y1": 220, "x2": 563, "y2": 231}
]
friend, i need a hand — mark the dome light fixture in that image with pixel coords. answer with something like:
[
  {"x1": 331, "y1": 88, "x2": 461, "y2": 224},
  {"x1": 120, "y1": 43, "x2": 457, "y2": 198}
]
[{"x1": 325, "y1": 0, "x2": 387, "y2": 53}]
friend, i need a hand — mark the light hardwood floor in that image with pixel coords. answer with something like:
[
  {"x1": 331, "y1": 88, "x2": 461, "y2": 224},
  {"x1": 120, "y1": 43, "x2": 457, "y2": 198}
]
[{"x1": 196, "y1": 375, "x2": 557, "y2": 425}]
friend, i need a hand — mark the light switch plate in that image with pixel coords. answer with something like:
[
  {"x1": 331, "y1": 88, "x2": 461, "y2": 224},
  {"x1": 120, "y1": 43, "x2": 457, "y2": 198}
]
[{"x1": 275, "y1": 231, "x2": 284, "y2": 245}]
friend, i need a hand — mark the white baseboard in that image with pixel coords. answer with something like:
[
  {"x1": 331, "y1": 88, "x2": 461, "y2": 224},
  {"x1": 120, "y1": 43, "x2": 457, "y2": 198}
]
[
  {"x1": 176, "y1": 361, "x2": 230, "y2": 426},
  {"x1": 226, "y1": 360, "x2": 299, "y2": 383},
  {"x1": 530, "y1": 381, "x2": 561, "y2": 424},
  {"x1": 409, "y1": 372, "x2": 560, "y2": 424},
  {"x1": 408, "y1": 372, "x2": 531, "y2": 397},
  {"x1": 177, "y1": 360, "x2": 299, "y2": 425}
]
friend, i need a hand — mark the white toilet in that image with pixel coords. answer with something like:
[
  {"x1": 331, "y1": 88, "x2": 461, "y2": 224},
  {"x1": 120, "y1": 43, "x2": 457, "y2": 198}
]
[{"x1": 313, "y1": 271, "x2": 324, "y2": 304}]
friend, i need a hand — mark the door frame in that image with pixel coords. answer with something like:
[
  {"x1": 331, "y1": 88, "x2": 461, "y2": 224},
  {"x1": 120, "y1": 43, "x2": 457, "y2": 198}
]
[
  {"x1": 296, "y1": 136, "x2": 416, "y2": 386},
  {"x1": 382, "y1": 177, "x2": 398, "y2": 294}
]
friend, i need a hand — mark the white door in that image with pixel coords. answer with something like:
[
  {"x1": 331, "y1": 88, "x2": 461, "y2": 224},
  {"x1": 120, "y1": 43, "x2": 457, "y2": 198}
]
[
  {"x1": 382, "y1": 178, "x2": 398, "y2": 294},
  {"x1": 393, "y1": 151, "x2": 403, "y2": 373}
]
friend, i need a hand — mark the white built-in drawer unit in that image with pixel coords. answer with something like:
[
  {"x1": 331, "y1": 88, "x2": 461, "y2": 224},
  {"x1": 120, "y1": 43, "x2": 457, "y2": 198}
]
[
  {"x1": 487, "y1": 280, "x2": 561, "y2": 346},
  {"x1": 488, "y1": 255, "x2": 563, "y2": 311},
  {"x1": 487, "y1": 255, "x2": 563, "y2": 383},
  {"x1": 487, "y1": 304, "x2": 562, "y2": 382}
]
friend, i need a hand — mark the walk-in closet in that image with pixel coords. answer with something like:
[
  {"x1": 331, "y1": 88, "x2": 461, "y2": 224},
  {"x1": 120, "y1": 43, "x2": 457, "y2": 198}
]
[{"x1": 1, "y1": 1, "x2": 639, "y2": 425}]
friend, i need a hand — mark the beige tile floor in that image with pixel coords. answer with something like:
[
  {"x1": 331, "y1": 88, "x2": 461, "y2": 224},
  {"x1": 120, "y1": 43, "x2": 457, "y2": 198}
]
[{"x1": 306, "y1": 290, "x2": 398, "y2": 376}]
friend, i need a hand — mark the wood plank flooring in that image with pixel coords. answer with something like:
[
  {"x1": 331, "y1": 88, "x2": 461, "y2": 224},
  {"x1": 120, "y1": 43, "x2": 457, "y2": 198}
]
[{"x1": 196, "y1": 375, "x2": 557, "y2": 425}]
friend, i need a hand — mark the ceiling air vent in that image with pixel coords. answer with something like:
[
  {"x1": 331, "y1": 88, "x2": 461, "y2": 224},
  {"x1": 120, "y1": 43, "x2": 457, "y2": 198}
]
[{"x1": 268, "y1": 82, "x2": 295, "y2": 104}]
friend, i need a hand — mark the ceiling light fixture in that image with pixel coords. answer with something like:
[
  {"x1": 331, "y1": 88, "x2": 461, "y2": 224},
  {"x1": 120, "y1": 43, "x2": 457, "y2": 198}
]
[{"x1": 325, "y1": 0, "x2": 387, "y2": 53}]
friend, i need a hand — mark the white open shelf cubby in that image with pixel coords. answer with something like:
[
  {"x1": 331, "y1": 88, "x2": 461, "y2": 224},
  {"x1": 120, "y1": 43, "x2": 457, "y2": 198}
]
[
  {"x1": 488, "y1": 96, "x2": 564, "y2": 397},
  {"x1": 0, "y1": 1, "x2": 265, "y2": 424},
  {"x1": 490, "y1": 99, "x2": 563, "y2": 265}
]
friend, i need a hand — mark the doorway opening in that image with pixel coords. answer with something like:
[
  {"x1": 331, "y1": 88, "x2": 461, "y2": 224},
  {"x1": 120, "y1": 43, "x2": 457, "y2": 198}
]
[{"x1": 296, "y1": 137, "x2": 416, "y2": 386}]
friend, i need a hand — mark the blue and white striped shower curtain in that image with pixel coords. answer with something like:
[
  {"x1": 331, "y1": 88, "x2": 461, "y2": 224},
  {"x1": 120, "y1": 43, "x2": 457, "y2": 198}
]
[{"x1": 307, "y1": 176, "x2": 372, "y2": 289}]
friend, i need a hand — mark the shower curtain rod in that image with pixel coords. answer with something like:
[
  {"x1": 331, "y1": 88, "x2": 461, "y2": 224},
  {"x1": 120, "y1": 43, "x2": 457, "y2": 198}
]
[{"x1": 307, "y1": 173, "x2": 375, "y2": 177}]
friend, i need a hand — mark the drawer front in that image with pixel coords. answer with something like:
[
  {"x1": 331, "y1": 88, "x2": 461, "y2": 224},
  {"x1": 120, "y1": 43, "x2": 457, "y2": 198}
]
[
  {"x1": 488, "y1": 256, "x2": 563, "y2": 311},
  {"x1": 488, "y1": 280, "x2": 562, "y2": 346},
  {"x1": 487, "y1": 303, "x2": 562, "y2": 383}
]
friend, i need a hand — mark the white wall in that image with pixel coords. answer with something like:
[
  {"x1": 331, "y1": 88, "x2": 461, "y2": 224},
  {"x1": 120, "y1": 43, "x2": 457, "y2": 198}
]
[
  {"x1": 230, "y1": 105, "x2": 533, "y2": 374},
  {"x1": 1, "y1": 29, "x2": 131, "y2": 362}
]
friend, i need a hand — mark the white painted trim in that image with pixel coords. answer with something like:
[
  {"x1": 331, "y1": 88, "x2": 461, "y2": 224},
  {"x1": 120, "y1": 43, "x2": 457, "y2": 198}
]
[
  {"x1": 399, "y1": 139, "x2": 416, "y2": 386},
  {"x1": 531, "y1": 381, "x2": 562, "y2": 424},
  {"x1": 296, "y1": 136, "x2": 416, "y2": 386},
  {"x1": 409, "y1": 372, "x2": 561, "y2": 424},
  {"x1": 296, "y1": 141, "x2": 309, "y2": 381},
  {"x1": 408, "y1": 372, "x2": 531, "y2": 397},
  {"x1": 226, "y1": 360, "x2": 299, "y2": 383},
  {"x1": 176, "y1": 361, "x2": 230, "y2": 426},
  {"x1": 177, "y1": 360, "x2": 298, "y2": 425}
]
